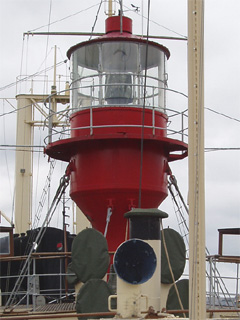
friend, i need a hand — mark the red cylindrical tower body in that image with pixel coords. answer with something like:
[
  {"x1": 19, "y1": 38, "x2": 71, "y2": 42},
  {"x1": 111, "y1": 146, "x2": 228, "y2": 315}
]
[{"x1": 45, "y1": 16, "x2": 187, "y2": 252}]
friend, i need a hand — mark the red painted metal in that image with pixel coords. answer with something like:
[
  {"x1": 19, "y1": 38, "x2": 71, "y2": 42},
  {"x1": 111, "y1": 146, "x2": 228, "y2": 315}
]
[
  {"x1": 105, "y1": 16, "x2": 132, "y2": 34},
  {"x1": 70, "y1": 107, "x2": 167, "y2": 138},
  {"x1": 45, "y1": 15, "x2": 188, "y2": 252},
  {"x1": 67, "y1": 17, "x2": 170, "y2": 60},
  {"x1": 46, "y1": 107, "x2": 187, "y2": 251}
]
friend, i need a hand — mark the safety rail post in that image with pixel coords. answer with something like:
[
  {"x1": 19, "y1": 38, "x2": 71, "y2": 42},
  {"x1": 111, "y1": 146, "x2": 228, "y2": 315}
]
[
  {"x1": 99, "y1": 75, "x2": 103, "y2": 105},
  {"x1": 90, "y1": 105, "x2": 93, "y2": 135},
  {"x1": 137, "y1": 73, "x2": 141, "y2": 105},
  {"x1": 152, "y1": 87, "x2": 155, "y2": 107},
  {"x1": 27, "y1": 260, "x2": 30, "y2": 309},
  {"x1": 59, "y1": 257, "x2": 62, "y2": 303},
  {"x1": 152, "y1": 106, "x2": 155, "y2": 136},
  {"x1": 48, "y1": 96, "x2": 53, "y2": 144},
  {"x1": 236, "y1": 263, "x2": 239, "y2": 307},
  {"x1": 133, "y1": 75, "x2": 136, "y2": 104},
  {"x1": 213, "y1": 258, "x2": 217, "y2": 308},
  {"x1": 209, "y1": 256, "x2": 213, "y2": 309},
  {"x1": 32, "y1": 257, "x2": 36, "y2": 311}
]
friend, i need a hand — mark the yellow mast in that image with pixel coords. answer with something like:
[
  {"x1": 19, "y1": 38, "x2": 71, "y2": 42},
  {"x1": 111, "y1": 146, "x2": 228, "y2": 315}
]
[
  {"x1": 108, "y1": 0, "x2": 113, "y2": 17},
  {"x1": 188, "y1": 0, "x2": 206, "y2": 319}
]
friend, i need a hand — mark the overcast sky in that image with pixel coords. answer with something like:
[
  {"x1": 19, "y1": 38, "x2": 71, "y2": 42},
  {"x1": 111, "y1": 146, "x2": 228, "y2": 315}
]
[{"x1": 0, "y1": 0, "x2": 240, "y2": 273}]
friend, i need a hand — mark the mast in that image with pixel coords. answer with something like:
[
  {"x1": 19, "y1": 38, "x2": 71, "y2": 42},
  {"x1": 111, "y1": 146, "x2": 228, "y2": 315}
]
[
  {"x1": 108, "y1": 0, "x2": 113, "y2": 17},
  {"x1": 188, "y1": 0, "x2": 206, "y2": 319},
  {"x1": 14, "y1": 46, "x2": 70, "y2": 234},
  {"x1": 14, "y1": 95, "x2": 33, "y2": 234}
]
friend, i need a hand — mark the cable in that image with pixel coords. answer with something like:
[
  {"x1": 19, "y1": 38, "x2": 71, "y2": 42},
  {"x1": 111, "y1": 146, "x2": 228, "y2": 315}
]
[
  {"x1": 205, "y1": 147, "x2": 240, "y2": 152},
  {"x1": 27, "y1": 4, "x2": 100, "y2": 33},
  {"x1": 123, "y1": 3, "x2": 187, "y2": 39},
  {"x1": 205, "y1": 107, "x2": 240, "y2": 123},
  {"x1": 138, "y1": 0, "x2": 151, "y2": 208},
  {"x1": 43, "y1": 0, "x2": 53, "y2": 95},
  {"x1": 19, "y1": 36, "x2": 26, "y2": 93},
  {"x1": 0, "y1": 60, "x2": 67, "y2": 93},
  {"x1": 24, "y1": 36, "x2": 29, "y2": 94},
  {"x1": 4, "y1": 173, "x2": 70, "y2": 310},
  {"x1": 2, "y1": 100, "x2": 13, "y2": 204},
  {"x1": 89, "y1": 0, "x2": 104, "y2": 40}
]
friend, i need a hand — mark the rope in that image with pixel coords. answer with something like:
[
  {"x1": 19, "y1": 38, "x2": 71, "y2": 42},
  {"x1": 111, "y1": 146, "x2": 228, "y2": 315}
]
[
  {"x1": 160, "y1": 220, "x2": 186, "y2": 318},
  {"x1": 168, "y1": 172, "x2": 234, "y2": 309}
]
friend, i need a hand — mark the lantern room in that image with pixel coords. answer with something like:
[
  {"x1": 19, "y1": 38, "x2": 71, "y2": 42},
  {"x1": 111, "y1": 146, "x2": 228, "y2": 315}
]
[{"x1": 67, "y1": 16, "x2": 170, "y2": 112}]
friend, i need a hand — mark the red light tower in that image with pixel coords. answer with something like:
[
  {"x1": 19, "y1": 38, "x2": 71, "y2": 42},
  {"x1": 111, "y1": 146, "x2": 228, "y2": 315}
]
[{"x1": 45, "y1": 16, "x2": 187, "y2": 252}]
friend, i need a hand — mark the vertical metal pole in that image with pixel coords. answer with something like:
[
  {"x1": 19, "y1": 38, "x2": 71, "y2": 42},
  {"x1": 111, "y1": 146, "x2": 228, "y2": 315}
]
[
  {"x1": 152, "y1": 87, "x2": 154, "y2": 107},
  {"x1": 32, "y1": 258, "x2": 36, "y2": 311},
  {"x1": 27, "y1": 260, "x2": 30, "y2": 308},
  {"x1": 120, "y1": 0, "x2": 123, "y2": 33},
  {"x1": 152, "y1": 107, "x2": 155, "y2": 136},
  {"x1": 51, "y1": 45, "x2": 57, "y2": 124},
  {"x1": 99, "y1": 46, "x2": 103, "y2": 106},
  {"x1": 15, "y1": 96, "x2": 33, "y2": 234},
  {"x1": 48, "y1": 96, "x2": 53, "y2": 144},
  {"x1": 53, "y1": 45, "x2": 57, "y2": 88},
  {"x1": 209, "y1": 257, "x2": 212, "y2": 308},
  {"x1": 188, "y1": 0, "x2": 206, "y2": 319},
  {"x1": 236, "y1": 263, "x2": 239, "y2": 306},
  {"x1": 59, "y1": 257, "x2": 62, "y2": 303},
  {"x1": 158, "y1": 64, "x2": 162, "y2": 112},
  {"x1": 213, "y1": 259, "x2": 216, "y2": 309},
  {"x1": 90, "y1": 104, "x2": 93, "y2": 136},
  {"x1": 64, "y1": 224, "x2": 69, "y2": 298},
  {"x1": 62, "y1": 190, "x2": 69, "y2": 299}
]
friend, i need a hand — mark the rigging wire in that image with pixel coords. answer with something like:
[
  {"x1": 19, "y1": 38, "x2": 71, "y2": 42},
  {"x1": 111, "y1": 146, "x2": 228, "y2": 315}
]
[
  {"x1": 89, "y1": 0, "x2": 104, "y2": 40},
  {"x1": 138, "y1": 0, "x2": 151, "y2": 208},
  {"x1": 168, "y1": 173, "x2": 235, "y2": 308},
  {"x1": 2, "y1": 100, "x2": 13, "y2": 210},
  {"x1": 36, "y1": 47, "x2": 54, "y2": 73},
  {"x1": 0, "y1": 60, "x2": 67, "y2": 93},
  {"x1": 27, "y1": 3, "x2": 100, "y2": 33},
  {"x1": 24, "y1": 160, "x2": 58, "y2": 255},
  {"x1": 43, "y1": 0, "x2": 53, "y2": 95},
  {"x1": 123, "y1": 3, "x2": 187, "y2": 39},
  {"x1": 58, "y1": 47, "x2": 70, "y2": 80},
  {"x1": 4, "y1": 173, "x2": 70, "y2": 310},
  {"x1": 160, "y1": 220, "x2": 186, "y2": 317},
  {"x1": 34, "y1": 127, "x2": 44, "y2": 217},
  {"x1": 34, "y1": 0, "x2": 53, "y2": 219},
  {"x1": 19, "y1": 36, "x2": 26, "y2": 93},
  {"x1": 24, "y1": 36, "x2": 29, "y2": 94},
  {"x1": 205, "y1": 106, "x2": 240, "y2": 123}
]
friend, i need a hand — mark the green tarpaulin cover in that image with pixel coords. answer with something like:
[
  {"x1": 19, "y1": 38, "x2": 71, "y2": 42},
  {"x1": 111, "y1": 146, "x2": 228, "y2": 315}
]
[
  {"x1": 76, "y1": 279, "x2": 113, "y2": 318},
  {"x1": 161, "y1": 228, "x2": 186, "y2": 284},
  {"x1": 166, "y1": 279, "x2": 189, "y2": 317},
  {"x1": 71, "y1": 228, "x2": 109, "y2": 283}
]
